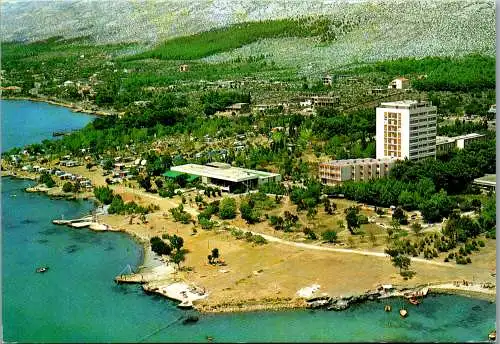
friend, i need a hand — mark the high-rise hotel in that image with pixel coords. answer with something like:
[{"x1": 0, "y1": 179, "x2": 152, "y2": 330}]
[{"x1": 376, "y1": 100, "x2": 437, "y2": 161}]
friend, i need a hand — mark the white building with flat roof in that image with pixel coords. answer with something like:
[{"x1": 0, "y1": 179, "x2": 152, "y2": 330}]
[
  {"x1": 170, "y1": 163, "x2": 281, "y2": 192},
  {"x1": 436, "y1": 133, "x2": 486, "y2": 154},
  {"x1": 376, "y1": 100, "x2": 437, "y2": 161}
]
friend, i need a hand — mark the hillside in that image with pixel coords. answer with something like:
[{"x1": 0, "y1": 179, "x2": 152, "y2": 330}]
[
  {"x1": 201, "y1": 0, "x2": 496, "y2": 75},
  {"x1": 1, "y1": 0, "x2": 358, "y2": 44}
]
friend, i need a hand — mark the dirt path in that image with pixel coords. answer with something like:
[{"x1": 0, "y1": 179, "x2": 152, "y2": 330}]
[
  {"x1": 108, "y1": 184, "x2": 451, "y2": 267},
  {"x1": 246, "y1": 230, "x2": 452, "y2": 267}
]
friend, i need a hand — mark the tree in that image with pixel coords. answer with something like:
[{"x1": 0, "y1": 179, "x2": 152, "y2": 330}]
[
  {"x1": 240, "y1": 201, "x2": 260, "y2": 224},
  {"x1": 138, "y1": 175, "x2": 152, "y2": 192},
  {"x1": 392, "y1": 207, "x2": 408, "y2": 225},
  {"x1": 392, "y1": 254, "x2": 411, "y2": 273},
  {"x1": 39, "y1": 173, "x2": 56, "y2": 188},
  {"x1": 210, "y1": 248, "x2": 220, "y2": 264},
  {"x1": 103, "y1": 159, "x2": 114, "y2": 171},
  {"x1": 150, "y1": 237, "x2": 172, "y2": 256},
  {"x1": 62, "y1": 182, "x2": 75, "y2": 193},
  {"x1": 345, "y1": 207, "x2": 360, "y2": 234},
  {"x1": 94, "y1": 186, "x2": 114, "y2": 204},
  {"x1": 410, "y1": 223, "x2": 423, "y2": 237},
  {"x1": 219, "y1": 197, "x2": 237, "y2": 219},
  {"x1": 155, "y1": 178, "x2": 164, "y2": 190},
  {"x1": 170, "y1": 234, "x2": 184, "y2": 252},
  {"x1": 171, "y1": 250, "x2": 185, "y2": 268},
  {"x1": 321, "y1": 230, "x2": 338, "y2": 243}
]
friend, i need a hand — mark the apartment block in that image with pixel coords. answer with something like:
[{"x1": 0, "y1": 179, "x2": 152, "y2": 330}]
[
  {"x1": 376, "y1": 100, "x2": 437, "y2": 161},
  {"x1": 318, "y1": 158, "x2": 398, "y2": 185}
]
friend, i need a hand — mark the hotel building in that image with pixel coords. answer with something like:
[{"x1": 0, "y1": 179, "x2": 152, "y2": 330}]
[{"x1": 376, "y1": 100, "x2": 437, "y2": 161}]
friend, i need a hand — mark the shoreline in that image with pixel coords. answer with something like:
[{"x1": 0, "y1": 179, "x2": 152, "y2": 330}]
[
  {"x1": 2, "y1": 96, "x2": 115, "y2": 117},
  {"x1": 4, "y1": 172, "x2": 497, "y2": 314}
]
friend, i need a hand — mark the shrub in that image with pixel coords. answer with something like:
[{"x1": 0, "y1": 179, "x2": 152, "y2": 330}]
[
  {"x1": 478, "y1": 240, "x2": 485, "y2": 247},
  {"x1": 252, "y1": 234, "x2": 267, "y2": 245},
  {"x1": 219, "y1": 197, "x2": 237, "y2": 219},
  {"x1": 230, "y1": 228, "x2": 244, "y2": 239},
  {"x1": 39, "y1": 172, "x2": 56, "y2": 188},
  {"x1": 321, "y1": 230, "x2": 338, "y2": 243},
  {"x1": 62, "y1": 182, "x2": 75, "y2": 193},
  {"x1": 199, "y1": 217, "x2": 214, "y2": 230},
  {"x1": 466, "y1": 257, "x2": 472, "y2": 264},
  {"x1": 358, "y1": 214, "x2": 369, "y2": 225},
  {"x1": 303, "y1": 227, "x2": 317, "y2": 240}
]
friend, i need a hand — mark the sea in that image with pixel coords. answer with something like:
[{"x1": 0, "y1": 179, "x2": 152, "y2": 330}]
[{"x1": 1, "y1": 99, "x2": 497, "y2": 342}]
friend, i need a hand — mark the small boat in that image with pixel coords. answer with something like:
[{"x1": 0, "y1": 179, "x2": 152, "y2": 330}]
[
  {"x1": 384, "y1": 305, "x2": 392, "y2": 312},
  {"x1": 36, "y1": 267, "x2": 49, "y2": 273},
  {"x1": 399, "y1": 308, "x2": 408, "y2": 318},
  {"x1": 488, "y1": 330, "x2": 496, "y2": 341},
  {"x1": 182, "y1": 315, "x2": 199, "y2": 325},
  {"x1": 409, "y1": 297, "x2": 420, "y2": 305}
]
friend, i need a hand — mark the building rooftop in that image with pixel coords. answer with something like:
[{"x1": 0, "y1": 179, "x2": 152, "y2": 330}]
[
  {"x1": 437, "y1": 133, "x2": 485, "y2": 144},
  {"x1": 320, "y1": 157, "x2": 399, "y2": 166},
  {"x1": 451, "y1": 133, "x2": 485, "y2": 140},
  {"x1": 170, "y1": 164, "x2": 280, "y2": 183},
  {"x1": 379, "y1": 100, "x2": 434, "y2": 109},
  {"x1": 473, "y1": 174, "x2": 496, "y2": 186},
  {"x1": 436, "y1": 136, "x2": 456, "y2": 144}
]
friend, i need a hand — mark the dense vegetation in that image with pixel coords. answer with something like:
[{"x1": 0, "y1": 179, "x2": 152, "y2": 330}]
[
  {"x1": 350, "y1": 54, "x2": 495, "y2": 92},
  {"x1": 130, "y1": 17, "x2": 350, "y2": 60},
  {"x1": 327, "y1": 139, "x2": 495, "y2": 223}
]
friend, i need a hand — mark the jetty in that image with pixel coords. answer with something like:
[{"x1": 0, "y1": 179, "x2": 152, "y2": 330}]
[{"x1": 52, "y1": 216, "x2": 93, "y2": 225}]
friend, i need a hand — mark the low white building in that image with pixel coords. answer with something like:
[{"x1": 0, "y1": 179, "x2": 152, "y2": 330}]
[
  {"x1": 170, "y1": 163, "x2": 281, "y2": 192},
  {"x1": 436, "y1": 133, "x2": 486, "y2": 154}
]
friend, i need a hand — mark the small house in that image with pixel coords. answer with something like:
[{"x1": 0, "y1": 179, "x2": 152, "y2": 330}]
[
  {"x1": 225, "y1": 103, "x2": 250, "y2": 115},
  {"x1": 323, "y1": 75, "x2": 333, "y2": 86},
  {"x1": 388, "y1": 77, "x2": 410, "y2": 90},
  {"x1": 179, "y1": 64, "x2": 189, "y2": 72}
]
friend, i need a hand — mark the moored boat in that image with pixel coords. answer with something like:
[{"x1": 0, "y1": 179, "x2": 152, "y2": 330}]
[
  {"x1": 399, "y1": 308, "x2": 408, "y2": 318},
  {"x1": 36, "y1": 266, "x2": 49, "y2": 273},
  {"x1": 182, "y1": 315, "x2": 199, "y2": 324},
  {"x1": 384, "y1": 305, "x2": 391, "y2": 312},
  {"x1": 488, "y1": 330, "x2": 496, "y2": 341},
  {"x1": 409, "y1": 297, "x2": 420, "y2": 305}
]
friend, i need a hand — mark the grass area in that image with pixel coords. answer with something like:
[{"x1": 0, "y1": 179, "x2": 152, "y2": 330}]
[{"x1": 128, "y1": 17, "x2": 342, "y2": 61}]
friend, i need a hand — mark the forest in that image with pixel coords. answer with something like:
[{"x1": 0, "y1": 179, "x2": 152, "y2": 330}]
[
  {"x1": 349, "y1": 54, "x2": 495, "y2": 92},
  {"x1": 129, "y1": 16, "x2": 353, "y2": 60}
]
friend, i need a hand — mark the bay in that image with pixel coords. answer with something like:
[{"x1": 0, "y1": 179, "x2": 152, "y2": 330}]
[{"x1": 1, "y1": 100, "x2": 95, "y2": 152}]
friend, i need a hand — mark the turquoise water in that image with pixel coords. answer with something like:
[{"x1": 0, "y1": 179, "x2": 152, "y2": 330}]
[
  {"x1": 1, "y1": 100, "x2": 497, "y2": 342},
  {"x1": 1, "y1": 100, "x2": 94, "y2": 152}
]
